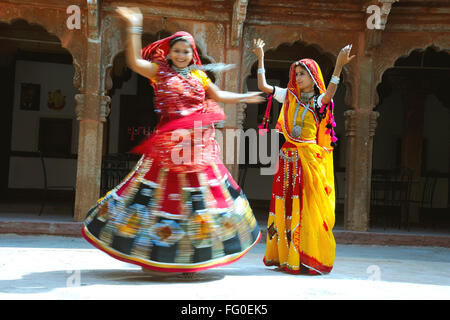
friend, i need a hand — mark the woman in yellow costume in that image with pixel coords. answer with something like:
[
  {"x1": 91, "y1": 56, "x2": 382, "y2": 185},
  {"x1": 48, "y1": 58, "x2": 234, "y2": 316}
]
[{"x1": 253, "y1": 39, "x2": 355, "y2": 274}]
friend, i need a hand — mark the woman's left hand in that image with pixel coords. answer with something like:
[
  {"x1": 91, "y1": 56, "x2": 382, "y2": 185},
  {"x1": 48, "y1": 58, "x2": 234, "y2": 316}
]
[
  {"x1": 242, "y1": 92, "x2": 265, "y2": 104},
  {"x1": 336, "y1": 44, "x2": 356, "y2": 67}
]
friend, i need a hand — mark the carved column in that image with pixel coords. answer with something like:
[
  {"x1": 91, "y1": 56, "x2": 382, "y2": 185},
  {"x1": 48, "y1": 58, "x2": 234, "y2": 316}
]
[
  {"x1": 344, "y1": 35, "x2": 377, "y2": 231},
  {"x1": 73, "y1": 0, "x2": 110, "y2": 221},
  {"x1": 219, "y1": 0, "x2": 248, "y2": 180},
  {"x1": 74, "y1": 94, "x2": 110, "y2": 222},
  {"x1": 344, "y1": 109, "x2": 379, "y2": 231}
]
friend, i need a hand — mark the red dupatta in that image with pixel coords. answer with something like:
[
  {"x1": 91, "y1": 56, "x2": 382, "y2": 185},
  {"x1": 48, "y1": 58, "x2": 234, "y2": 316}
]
[{"x1": 273, "y1": 58, "x2": 338, "y2": 150}]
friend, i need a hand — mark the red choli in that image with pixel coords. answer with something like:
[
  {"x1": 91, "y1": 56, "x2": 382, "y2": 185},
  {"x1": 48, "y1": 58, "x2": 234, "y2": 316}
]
[{"x1": 132, "y1": 62, "x2": 225, "y2": 172}]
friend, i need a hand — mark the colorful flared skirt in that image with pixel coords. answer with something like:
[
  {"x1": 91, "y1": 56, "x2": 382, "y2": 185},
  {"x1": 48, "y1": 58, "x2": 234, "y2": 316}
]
[
  {"x1": 263, "y1": 142, "x2": 336, "y2": 274},
  {"x1": 82, "y1": 155, "x2": 261, "y2": 273}
]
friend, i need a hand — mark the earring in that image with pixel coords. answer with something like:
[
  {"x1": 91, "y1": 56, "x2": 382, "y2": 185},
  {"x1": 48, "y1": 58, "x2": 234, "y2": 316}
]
[{"x1": 165, "y1": 54, "x2": 171, "y2": 61}]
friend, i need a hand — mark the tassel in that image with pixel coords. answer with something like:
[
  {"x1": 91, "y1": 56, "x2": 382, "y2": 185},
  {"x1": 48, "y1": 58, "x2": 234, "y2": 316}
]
[
  {"x1": 331, "y1": 118, "x2": 336, "y2": 127},
  {"x1": 319, "y1": 104, "x2": 327, "y2": 114},
  {"x1": 258, "y1": 94, "x2": 273, "y2": 135}
]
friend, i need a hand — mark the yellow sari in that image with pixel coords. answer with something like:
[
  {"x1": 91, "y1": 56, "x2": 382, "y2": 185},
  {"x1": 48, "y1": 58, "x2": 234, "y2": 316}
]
[{"x1": 263, "y1": 59, "x2": 336, "y2": 274}]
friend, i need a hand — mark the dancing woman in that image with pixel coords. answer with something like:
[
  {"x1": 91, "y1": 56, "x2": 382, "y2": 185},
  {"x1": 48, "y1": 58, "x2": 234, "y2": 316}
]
[
  {"x1": 81, "y1": 7, "x2": 263, "y2": 275},
  {"x1": 253, "y1": 39, "x2": 355, "y2": 275}
]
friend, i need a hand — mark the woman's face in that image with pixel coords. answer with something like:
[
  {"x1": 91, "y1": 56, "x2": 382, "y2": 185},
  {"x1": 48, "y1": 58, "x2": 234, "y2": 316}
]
[
  {"x1": 295, "y1": 66, "x2": 314, "y2": 92},
  {"x1": 169, "y1": 40, "x2": 193, "y2": 69}
]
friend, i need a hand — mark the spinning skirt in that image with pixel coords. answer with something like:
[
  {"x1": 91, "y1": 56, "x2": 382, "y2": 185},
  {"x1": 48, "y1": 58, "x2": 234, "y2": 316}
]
[{"x1": 82, "y1": 155, "x2": 261, "y2": 273}]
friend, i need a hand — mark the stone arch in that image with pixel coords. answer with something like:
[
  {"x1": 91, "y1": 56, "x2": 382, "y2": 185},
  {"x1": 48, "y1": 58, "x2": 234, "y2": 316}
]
[
  {"x1": 373, "y1": 37, "x2": 450, "y2": 108},
  {"x1": 371, "y1": 45, "x2": 450, "y2": 226},
  {"x1": 0, "y1": 5, "x2": 86, "y2": 91},
  {"x1": 375, "y1": 45, "x2": 450, "y2": 108}
]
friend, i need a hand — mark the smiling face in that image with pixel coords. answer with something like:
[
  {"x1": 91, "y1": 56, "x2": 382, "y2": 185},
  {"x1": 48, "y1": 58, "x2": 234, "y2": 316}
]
[
  {"x1": 169, "y1": 40, "x2": 193, "y2": 69},
  {"x1": 295, "y1": 65, "x2": 315, "y2": 93}
]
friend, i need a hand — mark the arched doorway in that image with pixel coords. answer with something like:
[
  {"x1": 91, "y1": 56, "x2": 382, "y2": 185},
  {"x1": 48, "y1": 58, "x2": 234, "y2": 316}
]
[
  {"x1": 372, "y1": 47, "x2": 450, "y2": 232},
  {"x1": 242, "y1": 41, "x2": 348, "y2": 227},
  {"x1": 0, "y1": 19, "x2": 77, "y2": 218}
]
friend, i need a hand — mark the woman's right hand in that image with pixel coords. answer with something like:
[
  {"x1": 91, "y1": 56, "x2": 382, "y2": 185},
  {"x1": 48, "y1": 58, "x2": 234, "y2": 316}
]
[
  {"x1": 116, "y1": 6, "x2": 143, "y2": 27},
  {"x1": 252, "y1": 38, "x2": 265, "y2": 60}
]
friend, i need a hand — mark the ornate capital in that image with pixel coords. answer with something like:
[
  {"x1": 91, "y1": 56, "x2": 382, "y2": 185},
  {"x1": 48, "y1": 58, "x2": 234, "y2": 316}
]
[
  {"x1": 99, "y1": 95, "x2": 111, "y2": 122},
  {"x1": 344, "y1": 109, "x2": 358, "y2": 137},
  {"x1": 369, "y1": 110, "x2": 380, "y2": 137},
  {"x1": 87, "y1": 0, "x2": 100, "y2": 40},
  {"x1": 231, "y1": 0, "x2": 248, "y2": 47},
  {"x1": 75, "y1": 93, "x2": 111, "y2": 122},
  {"x1": 236, "y1": 102, "x2": 248, "y2": 129},
  {"x1": 344, "y1": 109, "x2": 380, "y2": 137},
  {"x1": 73, "y1": 61, "x2": 83, "y2": 91},
  {"x1": 74, "y1": 93, "x2": 85, "y2": 121}
]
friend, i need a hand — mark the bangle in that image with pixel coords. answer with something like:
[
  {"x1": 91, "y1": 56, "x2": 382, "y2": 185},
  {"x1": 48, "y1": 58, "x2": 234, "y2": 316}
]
[
  {"x1": 128, "y1": 26, "x2": 143, "y2": 34},
  {"x1": 258, "y1": 68, "x2": 265, "y2": 74},
  {"x1": 330, "y1": 75, "x2": 340, "y2": 85}
]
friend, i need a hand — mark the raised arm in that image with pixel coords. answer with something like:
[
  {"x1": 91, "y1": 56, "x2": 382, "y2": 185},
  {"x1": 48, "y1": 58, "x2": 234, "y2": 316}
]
[
  {"x1": 116, "y1": 7, "x2": 158, "y2": 80},
  {"x1": 252, "y1": 39, "x2": 274, "y2": 94},
  {"x1": 321, "y1": 44, "x2": 356, "y2": 105}
]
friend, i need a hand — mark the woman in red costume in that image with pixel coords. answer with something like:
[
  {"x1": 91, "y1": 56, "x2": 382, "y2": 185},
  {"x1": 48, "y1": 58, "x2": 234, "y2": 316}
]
[
  {"x1": 253, "y1": 39, "x2": 355, "y2": 275},
  {"x1": 82, "y1": 7, "x2": 263, "y2": 275}
]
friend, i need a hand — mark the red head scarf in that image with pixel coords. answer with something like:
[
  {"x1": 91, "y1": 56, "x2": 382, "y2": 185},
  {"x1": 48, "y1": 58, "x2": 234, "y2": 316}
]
[
  {"x1": 287, "y1": 58, "x2": 326, "y2": 101},
  {"x1": 279, "y1": 58, "x2": 338, "y2": 149},
  {"x1": 141, "y1": 31, "x2": 202, "y2": 66}
]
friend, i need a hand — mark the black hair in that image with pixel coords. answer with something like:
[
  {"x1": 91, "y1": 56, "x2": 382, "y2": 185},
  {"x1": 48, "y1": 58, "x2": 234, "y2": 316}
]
[
  {"x1": 295, "y1": 64, "x2": 321, "y2": 96},
  {"x1": 314, "y1": 85, "x2": 321, "y2": 96},
  {"x1": 169, "y1": 36, "x2": 191, "y2": 48},
  {"x1": 167, "y1": 36, "x2": 193, "y2": 67}
]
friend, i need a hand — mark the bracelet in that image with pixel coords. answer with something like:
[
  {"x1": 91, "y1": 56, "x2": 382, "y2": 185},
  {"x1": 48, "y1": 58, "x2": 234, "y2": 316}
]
[
  {"x1": 258, "y1": 68, "x2": 265, "y2": 74},
  {"x1": 128, "y1": 26, "x2": 143, "y2": 34},
  {"x1": 330, "y1": 75, "x2": 340, "y2": 85}
]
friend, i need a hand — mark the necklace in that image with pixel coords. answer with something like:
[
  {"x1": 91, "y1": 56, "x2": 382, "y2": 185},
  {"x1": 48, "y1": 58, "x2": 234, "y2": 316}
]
[
  {"x1": 291, "y1": 92, "x2": 315, "y2": 138},
  {"x1": 171, "y1": 65, "x2": 191, "y2": 78},
  {"x1": 300, "y1": 91, "x2": 314, "y2": 104}
]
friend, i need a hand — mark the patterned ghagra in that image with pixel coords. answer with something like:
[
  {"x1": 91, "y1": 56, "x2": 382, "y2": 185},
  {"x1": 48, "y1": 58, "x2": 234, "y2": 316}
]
[{"x1": 82, "y1": 62, "x2": 261, "y2": 273}]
